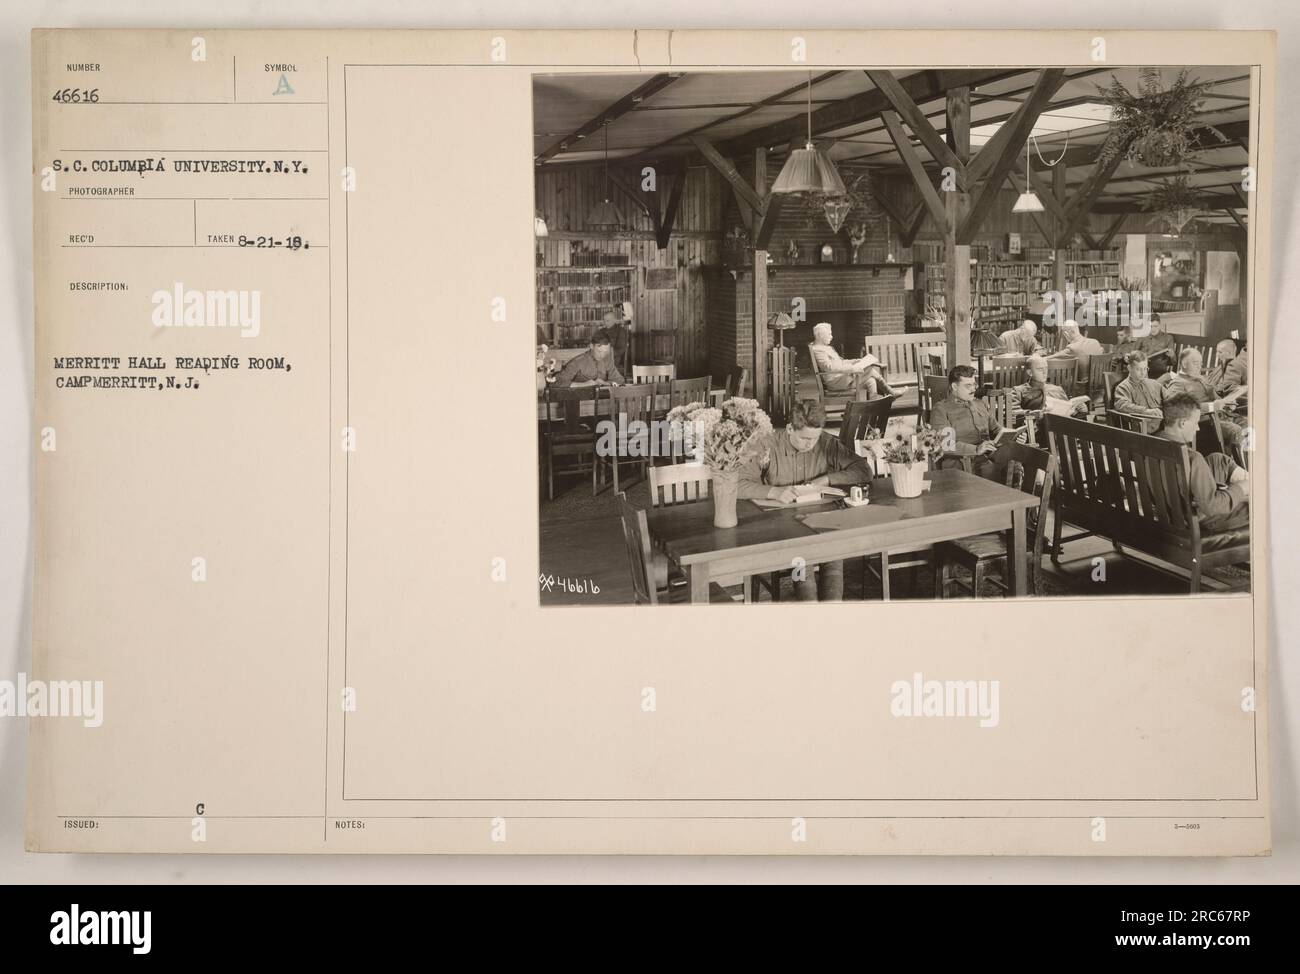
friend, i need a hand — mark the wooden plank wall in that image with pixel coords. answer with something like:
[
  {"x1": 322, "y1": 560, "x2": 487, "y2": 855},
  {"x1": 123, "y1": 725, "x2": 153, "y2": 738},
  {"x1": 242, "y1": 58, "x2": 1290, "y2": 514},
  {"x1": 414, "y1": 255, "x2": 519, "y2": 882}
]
[{"x1": 534, "y1": 164, "x2": 724, "y2": 377}]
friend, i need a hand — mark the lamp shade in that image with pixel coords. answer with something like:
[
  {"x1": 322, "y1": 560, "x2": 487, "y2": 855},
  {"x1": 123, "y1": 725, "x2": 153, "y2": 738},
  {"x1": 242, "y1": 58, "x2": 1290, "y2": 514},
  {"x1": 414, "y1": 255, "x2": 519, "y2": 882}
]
[
  {"x1": 767, "y1": 312, "x2": 796, "y2": 330},
  {"x1": 586, "y1": 197, "x2": 623, "y2": 230},
  {"x1": 534, "y1": 214, "x2": 549, "y2": 237},
  {"x1": 772, "y1": 144, "x2": 847, "y2": 196},
  {"x1": 1012, "y1": 191, "x2": 1045, "y2": 214},
  {"x1": 970, "y1": 327, "x2": 1005, "y2": 356}
]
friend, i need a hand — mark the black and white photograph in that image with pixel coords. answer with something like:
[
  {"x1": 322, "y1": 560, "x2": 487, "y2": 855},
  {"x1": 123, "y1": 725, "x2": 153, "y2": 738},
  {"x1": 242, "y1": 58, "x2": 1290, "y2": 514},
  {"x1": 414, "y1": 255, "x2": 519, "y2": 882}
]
[
  {"x1": 6, "y1": 9, "x2": 1292, "y2": 892},
  {"x1": 534, "y1": 66, "x2": 1254, "y2": 604}
]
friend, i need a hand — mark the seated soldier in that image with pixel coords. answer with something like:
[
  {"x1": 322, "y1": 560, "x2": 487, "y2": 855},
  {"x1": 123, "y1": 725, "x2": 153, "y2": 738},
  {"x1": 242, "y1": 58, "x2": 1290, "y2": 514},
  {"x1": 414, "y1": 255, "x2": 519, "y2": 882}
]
[
  {"x1": 1009, "y1": 354, "x2": 1090, "y2": 416},
  {"x1": 1154, "y1": 393, "x2": 1249, "y2": 534},
  {"x1": 1116, "y1": 312, "x2": 1175, "y2": 376},
  {"x1": 600, "y1": 309, "x2": 630, "y2": 373},
  {"x1": 1047, "y1": 320, "x2": 1104, "y2": 381},
  {"x1": 552, "y1": 329, "x2": 625, "y2": 387},
  {"x1": 1112, "y1": 350, "x2": 1173, "y2": 433},
  {"x1": 737, "y1": 400, "x2": 873, "y2": 601},
  {"x1": 929, "y1": 365, "x2": 1027, "y2": 482},
  {"x1": 1163, "y1": 347, "x2": 1246, "y2": 450},
  {"x1": 998, "y1": 320, "x2": 1043, "y2": 356},
  {"x1": 1206, "y1": 338, "x2": 1249, "y2": 398},
  {"x1": 809, "y1": 321, "x2": 895, "y2": 399}
]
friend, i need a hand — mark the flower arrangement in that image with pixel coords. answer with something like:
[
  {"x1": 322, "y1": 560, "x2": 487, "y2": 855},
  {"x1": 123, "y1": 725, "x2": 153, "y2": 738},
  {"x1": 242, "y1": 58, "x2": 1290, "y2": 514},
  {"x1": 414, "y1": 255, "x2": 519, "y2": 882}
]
[
  {"x1": 536, "y1": 344, "x2": 557, "y2": 388},
  {"x1": 864, "y1": 425, "x2": 946, "y2": 467},
  {"x1": 1095, "y1": 68, "x2": 1226, "y2": 168},
  {"x1": 723, "y1": 226, "x2": 752, "y2": 266},
  {"x1": 666, "y1": 397, "x2": 772, "y2": 472},
  {"x1": 848, "y1": 222, "x2": 869, "y2": 261}
]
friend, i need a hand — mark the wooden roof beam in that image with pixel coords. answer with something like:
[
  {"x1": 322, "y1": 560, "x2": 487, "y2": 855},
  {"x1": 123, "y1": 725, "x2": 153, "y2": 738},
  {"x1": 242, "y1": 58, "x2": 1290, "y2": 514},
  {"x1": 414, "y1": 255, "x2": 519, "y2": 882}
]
[
  {"x1": 865, "y1": 70, "x2": 967, "y2": 184},
  {"x1": 957, "y1": 69, "x2": 1067, "y2": 244},
  {"x1": 714, "y1": 68, "x2": 1021, "y2": 160},
  {"x1": 534, "y1": 73, "x2": 683, "y2": 165},
  {"x1": 880, "y1": 110, "x2": 948, "y2": 233}
]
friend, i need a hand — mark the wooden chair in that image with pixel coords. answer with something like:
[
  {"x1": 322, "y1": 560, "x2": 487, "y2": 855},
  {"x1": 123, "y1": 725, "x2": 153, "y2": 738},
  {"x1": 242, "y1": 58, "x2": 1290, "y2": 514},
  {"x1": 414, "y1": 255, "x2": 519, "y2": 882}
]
[
  {"x1": 1102, "y1": 372, "x2": 1122, "y2": 412},
  {"x1": 618, "y1": 491, "x2": 737, "y2": 604},
  {"x1": 865, "y1": 451, "x2": 963, "y2": 597},
  {"x1": 600, "y1": 382, "x2": 667, "y2": 492},
  {"x1": 1198, "y1": 411, "x2": 1230, "y2": 458},
  {"x1": 1170, "y1": 335, "x2": 1218, "y2": 372},
  {"x1": 1102, "y1": 372, "x2": 1160, "y2": 434},
  {"x1": 1087, "y1": 352, "x2": 1119, "y2": 408},
  {"x1": 864, "y1": 411, "x2": 964, "y2": 598},
  {"x1": 632, "y1": 364, "x2": 675, "y2": 384},
  {"x1": 648, "y1": 462, "x2": 711, "y2": 507},
  {"x1": 1108, "y1": 410, "x2": 1147, "y2": 433},
  {"x1": 919, "y1": 373, "x2": 950, "y2": 425},
  {"x1": 936, "y1": 445, "x2": 1058, "y2": 598},
  {"x1": 839, "y1": 396, "x2": 895, "y2": 452},
  {"x1": 986, "y1": 387, "x2": 1017, "y2": 431},
  {"x1": 725, "y1": 366, "x2": 751, "y2": 399},
  {"x1": 1045, "y1": 358, "x2": 1080, "y2": 397},
  {"x1": 670, "y1": 376, "x2": 710, "y2": 407},
  {"x1": 646, "y1": 465, "x2": 753, "y2": 598},
  {"x1": 808, "y1": 342, "x2": 870, "y2": 419},
  {"x1": 989, "y1": 355, "x2": 1027, "y2": 391},
  {"x1": 541, "y1": 386, "x2": 600, "y2": 500},
  {"x1": 666, "y1": 377, "x2": 712, "y2": 462}
]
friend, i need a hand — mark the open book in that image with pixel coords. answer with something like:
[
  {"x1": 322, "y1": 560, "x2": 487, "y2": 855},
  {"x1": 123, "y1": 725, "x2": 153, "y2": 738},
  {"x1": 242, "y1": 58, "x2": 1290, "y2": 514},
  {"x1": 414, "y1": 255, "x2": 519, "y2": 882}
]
[
  {"x1": 1040, "y1": 395, "x2": 1093, "y2": 416},
  {"x1": 752, "y1": 485, "x2": 847, "y2": 508}
]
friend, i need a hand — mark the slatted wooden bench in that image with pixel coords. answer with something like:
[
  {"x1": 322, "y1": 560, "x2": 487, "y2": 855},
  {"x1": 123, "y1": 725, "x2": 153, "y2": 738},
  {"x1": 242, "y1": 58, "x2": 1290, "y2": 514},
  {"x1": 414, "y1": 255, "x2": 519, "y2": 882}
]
[
  {"x1": 861, "y1": 333, "x2": 946, "y2": 419},
  {"x1": 1168, "y1": 332, "x2": 1220, "y2": 371},
  {"x1": 862, "y1": 333, "x2": 947, "y2": 391},
  {"x1": 1042, "y1": 414, "x2": 1249, "y2": 593}
]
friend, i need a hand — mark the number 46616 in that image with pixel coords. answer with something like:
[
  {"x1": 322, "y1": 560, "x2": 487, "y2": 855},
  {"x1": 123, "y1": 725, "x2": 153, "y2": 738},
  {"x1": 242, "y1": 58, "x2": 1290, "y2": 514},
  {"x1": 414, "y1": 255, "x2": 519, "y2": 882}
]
[{"x1": 52, "y1": 88, "x2": 99, "y2": 103}]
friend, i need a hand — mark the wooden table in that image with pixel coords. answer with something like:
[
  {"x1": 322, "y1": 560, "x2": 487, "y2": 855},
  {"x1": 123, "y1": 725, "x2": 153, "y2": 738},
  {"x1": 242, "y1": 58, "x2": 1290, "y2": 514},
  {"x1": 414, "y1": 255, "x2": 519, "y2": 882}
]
[{"x1": 644, "y1": 468, "x2": 1039, "y2": 603}]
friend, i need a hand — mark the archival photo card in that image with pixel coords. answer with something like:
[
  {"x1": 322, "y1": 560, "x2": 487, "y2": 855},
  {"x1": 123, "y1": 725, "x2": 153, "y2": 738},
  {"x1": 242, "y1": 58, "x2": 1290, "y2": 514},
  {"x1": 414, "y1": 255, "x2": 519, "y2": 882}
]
[{"x1": 26, "y1": 28, "x2": 1273, "y2": 855}]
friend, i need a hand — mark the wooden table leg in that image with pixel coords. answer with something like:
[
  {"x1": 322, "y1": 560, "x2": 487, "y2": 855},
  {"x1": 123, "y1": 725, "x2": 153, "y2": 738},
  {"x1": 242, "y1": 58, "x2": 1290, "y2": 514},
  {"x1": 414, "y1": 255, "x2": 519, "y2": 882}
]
[
  {"x1": 1008, "y1": 507, "x2": 1027, "y2": 597},
  {"x1": 688, "y1": 565, "x2": 710, "y2": 604}
]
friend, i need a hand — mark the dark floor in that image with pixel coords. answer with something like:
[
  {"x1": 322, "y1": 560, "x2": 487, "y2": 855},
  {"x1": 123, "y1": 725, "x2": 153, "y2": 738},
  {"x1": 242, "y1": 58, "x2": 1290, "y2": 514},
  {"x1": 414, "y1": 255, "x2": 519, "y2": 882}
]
[{"x1": 538, "y1": 400, "x2": 1249, "y2": 606}]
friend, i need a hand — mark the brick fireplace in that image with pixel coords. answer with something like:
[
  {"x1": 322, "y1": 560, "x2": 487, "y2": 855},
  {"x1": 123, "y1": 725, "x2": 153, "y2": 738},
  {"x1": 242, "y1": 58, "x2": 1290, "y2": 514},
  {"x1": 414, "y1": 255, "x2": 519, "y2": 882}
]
[{"x1": 706, "y1": 263, "x2": 915, "y2": 378}]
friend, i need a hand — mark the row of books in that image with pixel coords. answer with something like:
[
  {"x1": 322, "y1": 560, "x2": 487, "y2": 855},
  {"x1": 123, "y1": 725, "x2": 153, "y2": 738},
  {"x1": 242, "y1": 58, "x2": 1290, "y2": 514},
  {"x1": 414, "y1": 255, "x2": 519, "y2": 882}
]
[
  {"x1": 537, "y1": 268, "x2": 633, "y2": 287},
  {"x1": 543, "y1": 306, "x2": 625, "y2": 324},
  {"x1": 567, "y1": 252, "x2": 632, "y2": 267}
]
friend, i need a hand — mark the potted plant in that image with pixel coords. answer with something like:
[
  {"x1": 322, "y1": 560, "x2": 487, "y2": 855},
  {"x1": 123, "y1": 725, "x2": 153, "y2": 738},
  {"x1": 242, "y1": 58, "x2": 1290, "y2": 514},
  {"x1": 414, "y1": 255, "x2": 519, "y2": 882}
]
[
  {"x1": 1095, "y1": 68, "x2": 1227, "y2": 168},
  {"x1": 1144, "y1": 174, "x2": 1205, "y2": 234},
  {"x1": 723, "y1": 226, "x2": 752, "y2": 268},
  {"x1": 864, "y1": 425, "x2": 945, "y2": 498},
  {"x1": 665, "y1": 398, "x2": 772, "y2": 528}
]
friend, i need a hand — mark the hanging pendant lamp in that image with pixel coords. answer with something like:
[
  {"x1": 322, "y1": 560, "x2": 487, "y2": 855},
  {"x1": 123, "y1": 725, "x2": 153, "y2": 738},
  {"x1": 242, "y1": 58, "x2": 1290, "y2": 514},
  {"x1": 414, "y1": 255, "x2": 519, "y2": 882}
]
[
  {"x1": 1011, "y1": 136, "x2": 1045, "y2": 213},
  {"x1": 587, "y1": 120, "x2": 624, "y2": 230},
  {"x1": 823, "y1": 197, "x2": 852, "y2": 232},
  {"x1": 773, "y1": 72, "x2": 847, "y2": 196}
]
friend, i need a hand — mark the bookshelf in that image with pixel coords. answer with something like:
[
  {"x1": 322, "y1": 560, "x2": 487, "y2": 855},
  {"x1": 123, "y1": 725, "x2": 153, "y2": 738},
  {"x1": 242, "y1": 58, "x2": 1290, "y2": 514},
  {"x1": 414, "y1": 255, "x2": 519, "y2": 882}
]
[
  {"x1": 920, "y1": 248, "x2": 1122, "y2": 329},
  {"x1": 535, "y1": 257, "x2": 634, "y2": 349}
]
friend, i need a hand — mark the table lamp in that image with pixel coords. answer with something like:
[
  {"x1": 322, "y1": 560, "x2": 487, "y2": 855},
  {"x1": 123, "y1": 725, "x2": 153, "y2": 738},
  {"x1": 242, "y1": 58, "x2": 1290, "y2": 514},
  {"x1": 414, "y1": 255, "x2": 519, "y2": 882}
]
[{"x1": 767, "y1": 311, "x2": 796, "y2": 348}]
